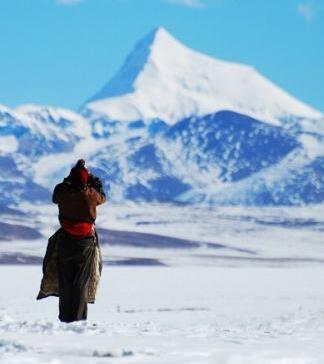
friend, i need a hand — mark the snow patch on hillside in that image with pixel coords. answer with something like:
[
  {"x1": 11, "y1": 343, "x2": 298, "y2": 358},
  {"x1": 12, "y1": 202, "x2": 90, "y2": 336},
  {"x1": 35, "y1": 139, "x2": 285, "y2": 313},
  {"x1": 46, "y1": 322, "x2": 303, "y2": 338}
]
[{"x1": 0, "y1": 136, "x2": 18, "y2": 153}]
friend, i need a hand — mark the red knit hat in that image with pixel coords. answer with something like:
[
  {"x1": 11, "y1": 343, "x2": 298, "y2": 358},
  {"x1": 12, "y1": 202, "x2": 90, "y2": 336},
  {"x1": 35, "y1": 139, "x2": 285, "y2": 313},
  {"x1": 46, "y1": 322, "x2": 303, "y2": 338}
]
[{"x1": 70, "y1": 159, "x2": 89, "y2": 186}]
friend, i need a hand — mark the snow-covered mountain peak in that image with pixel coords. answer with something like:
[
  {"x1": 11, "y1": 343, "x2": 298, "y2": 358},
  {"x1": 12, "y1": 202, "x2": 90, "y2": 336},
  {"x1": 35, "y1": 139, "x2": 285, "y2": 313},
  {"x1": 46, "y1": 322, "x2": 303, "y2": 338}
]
[
  {"x1": 0, "y1": 104, "x2": 10, "y2": 112},
  {"x1": 15, "y1": 103, "x2": 84, "y2": 122},
  {"x1": 142, "y1": 26, "x2": 180, "y2": 51},
  {"x1": 147, "y1": 26, "x2": 189, "y2": 56},
  {"x1": 83, "y1": 27, "x2": 322, "y2": 125},
  {"x1": 14, "y1": 104, "x2": 91, "y2": 138},
  {"x1": 86, "y1": 26, "x2": 178, "y2": 104}
]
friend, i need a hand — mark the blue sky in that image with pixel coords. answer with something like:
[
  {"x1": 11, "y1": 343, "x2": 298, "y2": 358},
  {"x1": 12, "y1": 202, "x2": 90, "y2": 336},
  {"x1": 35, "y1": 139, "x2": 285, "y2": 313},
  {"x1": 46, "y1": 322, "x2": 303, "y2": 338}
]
[{"x1": 0, "y1": 0, "x2": 323, "y2": 112}]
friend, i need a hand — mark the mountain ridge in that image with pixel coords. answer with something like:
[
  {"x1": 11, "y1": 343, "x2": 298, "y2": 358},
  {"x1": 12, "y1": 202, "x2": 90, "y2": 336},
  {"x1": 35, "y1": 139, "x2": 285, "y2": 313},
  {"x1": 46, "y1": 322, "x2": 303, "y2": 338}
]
[
  {"x1": 0, "y1": 27, "x2": 323, "y2": 207},
  {"x1": 83, "y1": 27, "x2": 322, "y2": 125}
]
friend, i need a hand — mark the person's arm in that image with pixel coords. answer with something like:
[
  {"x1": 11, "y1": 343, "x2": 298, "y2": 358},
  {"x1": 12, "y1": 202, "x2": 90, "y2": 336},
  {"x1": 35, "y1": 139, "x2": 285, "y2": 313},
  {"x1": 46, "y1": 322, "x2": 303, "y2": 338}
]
[
  {"x1": 52, "y1": 181, "x2": 67, "y2": 204},
  {"x1": 88, "y1": 174, "x2": 106, "y2": 205},
  {"x1": 96, "y1": 191, "x2": 106, "y2": 205}
]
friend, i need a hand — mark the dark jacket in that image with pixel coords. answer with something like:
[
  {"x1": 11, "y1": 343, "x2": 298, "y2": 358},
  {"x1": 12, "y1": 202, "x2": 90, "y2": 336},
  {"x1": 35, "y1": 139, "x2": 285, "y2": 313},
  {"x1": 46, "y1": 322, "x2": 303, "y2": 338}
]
[{"x1": 53, "y1": 178, "x2": 106, "y2": 223}]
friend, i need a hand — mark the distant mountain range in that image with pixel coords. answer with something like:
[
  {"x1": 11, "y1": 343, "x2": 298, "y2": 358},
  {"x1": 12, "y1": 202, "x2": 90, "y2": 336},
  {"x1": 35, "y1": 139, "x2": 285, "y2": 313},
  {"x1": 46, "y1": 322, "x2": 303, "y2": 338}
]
[{"x1": 0, "y1": 27, "x2": 323, "y2": 206}]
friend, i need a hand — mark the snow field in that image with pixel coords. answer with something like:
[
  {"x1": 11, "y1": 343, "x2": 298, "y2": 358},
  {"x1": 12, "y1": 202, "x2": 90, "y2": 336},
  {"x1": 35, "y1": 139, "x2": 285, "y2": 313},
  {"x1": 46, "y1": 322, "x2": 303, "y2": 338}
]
[
  {"x1": 1, "y1": 266, "x2": 324, "y2": 363},
  {"x1": 1, "y1": 204, "x2": 324, "y2": 267}
]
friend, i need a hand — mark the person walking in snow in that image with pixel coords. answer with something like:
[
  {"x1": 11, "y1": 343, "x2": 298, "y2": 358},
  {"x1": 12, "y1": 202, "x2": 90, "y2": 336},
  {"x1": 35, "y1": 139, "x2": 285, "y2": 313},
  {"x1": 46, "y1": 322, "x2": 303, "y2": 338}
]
[{"x1": 37, "y1": 159, "x2": 106, "y2": 323}]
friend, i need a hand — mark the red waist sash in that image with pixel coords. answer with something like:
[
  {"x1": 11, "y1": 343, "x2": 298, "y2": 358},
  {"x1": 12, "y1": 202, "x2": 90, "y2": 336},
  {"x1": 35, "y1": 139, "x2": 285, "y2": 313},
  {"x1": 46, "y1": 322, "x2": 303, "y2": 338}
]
[{"x1": 61, "y1": 220, "x2": 94, "y2": 238}]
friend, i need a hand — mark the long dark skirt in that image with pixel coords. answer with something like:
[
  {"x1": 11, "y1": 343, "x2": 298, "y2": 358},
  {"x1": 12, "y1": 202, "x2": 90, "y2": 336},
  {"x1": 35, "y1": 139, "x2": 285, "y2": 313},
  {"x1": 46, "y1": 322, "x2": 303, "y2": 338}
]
[{"x1": 57, "y1": 233, "x2": 96, "y2": 323}]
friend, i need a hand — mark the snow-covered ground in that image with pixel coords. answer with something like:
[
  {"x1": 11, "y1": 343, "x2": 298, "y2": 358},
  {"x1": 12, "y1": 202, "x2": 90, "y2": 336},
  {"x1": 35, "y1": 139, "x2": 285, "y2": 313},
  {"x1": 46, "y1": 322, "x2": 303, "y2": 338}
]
[
  {"x1": 1, "y1": 266, "x2": 324, "y2": 363},
  {"x1": 1, "y1": 203, "x2": 323, "y2": 266},
  {"x1": 0, "y1": 204, "x2": 323, "y2": 363}
]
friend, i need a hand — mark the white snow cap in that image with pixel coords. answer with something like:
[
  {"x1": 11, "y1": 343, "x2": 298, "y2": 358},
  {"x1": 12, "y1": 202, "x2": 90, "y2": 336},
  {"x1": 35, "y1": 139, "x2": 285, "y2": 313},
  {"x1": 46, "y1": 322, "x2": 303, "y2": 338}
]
[{"x1": 84, "y1": 27, "x2": 322, "y2": 125}]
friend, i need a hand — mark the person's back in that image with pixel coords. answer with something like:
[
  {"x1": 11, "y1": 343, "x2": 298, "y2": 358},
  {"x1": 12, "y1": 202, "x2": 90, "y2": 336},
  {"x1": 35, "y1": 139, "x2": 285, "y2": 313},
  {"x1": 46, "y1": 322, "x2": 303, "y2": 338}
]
[
  {"x1": 53, "y1": 160, "x2": 106, "y2": 238},
  {"x1": 37, "y1": 159, "x2": 106, "y2": 323},
  {"x1": 54, "y1": 182, "x2": 105, "y2": 226}
]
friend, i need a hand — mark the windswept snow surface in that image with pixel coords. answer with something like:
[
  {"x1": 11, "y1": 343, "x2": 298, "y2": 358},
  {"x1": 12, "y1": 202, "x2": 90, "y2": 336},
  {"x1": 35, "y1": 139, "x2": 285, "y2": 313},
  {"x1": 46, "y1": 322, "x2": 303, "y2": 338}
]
[
  {"x1": 84, "y1": 27, "x2": 322, "y2": 125},
  {"x1": 1, "y1": 266, "x2": 324, "y2": 363},
  {"x1": 0, "y1": 205, "x2": 324, "y2": 363}
]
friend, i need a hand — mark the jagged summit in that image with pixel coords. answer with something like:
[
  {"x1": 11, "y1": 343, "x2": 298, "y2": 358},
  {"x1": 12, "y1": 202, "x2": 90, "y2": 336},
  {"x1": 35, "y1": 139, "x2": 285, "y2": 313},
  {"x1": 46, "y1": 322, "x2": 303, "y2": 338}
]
[
  {"x1": 87, "y1": 27, "x2": 180, "y2": 103},
  {"x1": 149, "y1": 26, "x2": 179, "y2": 44},
  {"x1": 83, "y1": 27, "x2": 322, "y2": 124}
]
